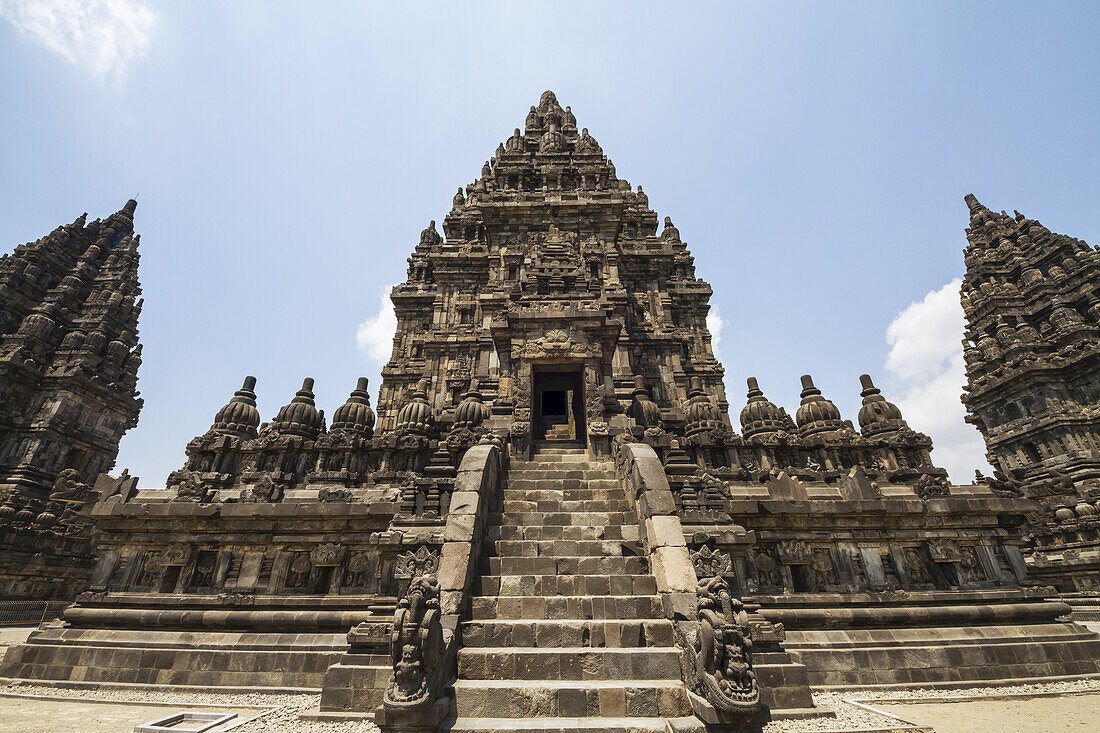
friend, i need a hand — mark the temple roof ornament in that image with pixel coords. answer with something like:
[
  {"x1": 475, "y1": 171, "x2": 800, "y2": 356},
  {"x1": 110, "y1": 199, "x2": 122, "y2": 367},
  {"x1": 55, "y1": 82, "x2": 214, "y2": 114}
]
[
  {"x1": 661, "y1": 216, "x2": 680, "y2": 242},
  {"x1": 627, "y1": 376, "x2": 662, "y2": 429},
  {"x1": 396, "y1": 378, "x2": 434, "y2": 434},
  {"x1": 538, "y1": 122, "x2": 566, "y2": 153},
  {"x1": 212, "y1": 376, "x2": 261, "y2": 438},
  {"x1": 795, "y1": 375, "x2": 844, "y2": 435},
  {"x1": 562, "y1": 105, "x2": 577, "y2": 133},
  {"x1": 683, "y1": 376, "x2": 719, "y2": 437},
  {"x1": 856, "y1": 374, "x2": 908, "y2": 438},
  {"x1": 504, "y1": 128, "x2": 524, "y2": 153},
  {"x1": 270, "y1": 378, "x2": 324, "y2": 438},
  {"x1": 574, "y1": 128, "x2": 602, "y2": 155},
  {"x1": 739, "y1": 377, "x2": 784, "y2": 438},
  {"x1": 419, "y1": 221, "x2": 442, "y2": 248},
  {"x1": 453, "y1": 382, "x2": 490, "y2": 430},
  {"x1": 330, "y1": 377, "x2": 376, "y2": 437}
]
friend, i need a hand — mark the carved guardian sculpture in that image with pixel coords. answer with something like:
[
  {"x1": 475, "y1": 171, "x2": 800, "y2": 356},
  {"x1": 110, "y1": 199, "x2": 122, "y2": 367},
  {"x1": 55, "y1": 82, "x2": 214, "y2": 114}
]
[
  {"x1": 384, "y1": 575, "x2": 445, "y2": 714},
  {"x1": 691, "y1": 575, "x2": 760, "y2": 715}
]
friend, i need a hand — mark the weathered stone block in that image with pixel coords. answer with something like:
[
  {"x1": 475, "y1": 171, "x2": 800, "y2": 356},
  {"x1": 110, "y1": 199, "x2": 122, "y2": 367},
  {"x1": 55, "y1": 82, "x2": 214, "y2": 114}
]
[
  {"x1": 444, "y1": 513, "x2": 477, "y2": 542},
  {"x1": 650, "y1": 546, "x2": 697, "y2": 593},
  {"x1": 437, "y1": 541, "x2": 472, "y2": 592},
  {"x1": 644, "y1": 515, "x2": 687, "y2": 549}
]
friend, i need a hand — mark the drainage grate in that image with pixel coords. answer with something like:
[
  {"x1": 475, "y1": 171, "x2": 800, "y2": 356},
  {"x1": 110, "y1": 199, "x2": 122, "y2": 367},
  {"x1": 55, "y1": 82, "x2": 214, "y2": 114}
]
[{"x1": 132, "y1": 711, "x2": 237, "y2": 732}]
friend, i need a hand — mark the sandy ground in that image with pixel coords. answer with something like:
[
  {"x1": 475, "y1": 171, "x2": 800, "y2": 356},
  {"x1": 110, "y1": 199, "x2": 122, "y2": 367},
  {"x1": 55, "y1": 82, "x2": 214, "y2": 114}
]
[
  {"x1": 0, "y1": 694, "x2": 264, "y2": 733},
  {"x1": 0, "y1": 626, "x2": 35, "y2": 650},
  {"x1": 871, "y1": 692, "x2": 1100, "y2": 733},
  {"x1": 0, "y1": 667, "x2": 1096, "y2": 732}
]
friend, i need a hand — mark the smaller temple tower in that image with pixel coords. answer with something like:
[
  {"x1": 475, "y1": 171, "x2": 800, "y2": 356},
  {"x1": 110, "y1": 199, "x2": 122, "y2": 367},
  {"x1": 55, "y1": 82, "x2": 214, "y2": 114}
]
[
  {"x1": 960, "y1": 194, "x2": 1100, "y2": 589},
  {"x1": 0, "y1": 201, "x2": 144, "y2": 497},
  {"x1": 0, "y1": 201, "x2": 144, "y2": 598}
]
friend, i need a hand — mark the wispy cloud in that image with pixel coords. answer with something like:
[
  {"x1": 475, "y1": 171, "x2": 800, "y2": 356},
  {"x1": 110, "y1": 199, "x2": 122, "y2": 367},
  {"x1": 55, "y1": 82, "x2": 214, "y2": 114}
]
[
  {"x1": 356, "y1": 285, "x2": 398, "y2": 363},
  {"x1": 707, "y1": 304, "x2": 725, "y2": 363},
  {"x1": 883, "y1": 278, "x2": 991, "y2": 483},
  {"x1": 0, "y1": 0, "x2": 154, "y2": 79}
]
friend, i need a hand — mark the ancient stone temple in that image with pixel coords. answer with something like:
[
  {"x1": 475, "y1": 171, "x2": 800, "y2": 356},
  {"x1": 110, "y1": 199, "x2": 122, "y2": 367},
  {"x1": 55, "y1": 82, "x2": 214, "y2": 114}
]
[
  {"x1": 0, "y1": 202, "x2": 143, "y2": 599},
  {"x1": 5, "y1": 94, "x2": 1100, "y2": 732},
  {"x1": 375, "y1": 89, "x2": 726, "y2": 452},
  {"x1": 960, "y1": 195, "x2": 1100, "y2": 591}
]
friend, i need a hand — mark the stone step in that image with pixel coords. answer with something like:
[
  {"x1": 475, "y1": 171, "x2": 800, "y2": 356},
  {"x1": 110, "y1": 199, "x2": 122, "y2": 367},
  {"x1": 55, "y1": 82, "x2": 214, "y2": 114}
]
[
  {"x1": 497, "y1": 511, "x2": 634, "y2": 527},
  {"x1": 515, "y1": 453, "x2": 595, "y2": 463},
  {"x1": 501, "y1": 486, "x2": 621, "y2": 499},
  {"x1": 502, "y1": 498, "x2": 630, "y2": 512},
  {"x1": 491, "y1": 539, "x2": 626, "y2": 557},
  {"x1": 529, "y1": 444, "x2": 587, "y2": 454},
  {"x1": 470, "y1": 595, "x2": 664, "y2": 621},
  {"x1": 491, "y1": 524, "x2": 639, "y2": 542},
  {"x1": 511, "y1": 465, "x2": 616, "y2": 475},
  {"x1": 508, "y1": 470, "x2": 617, "y2": 482},
  {"x1": 473, "y1": 574, "x2": 658, "y2": 597},
  {"x1": 482, "y1": 555, "x2": 648, "y2": 577},
  {"x1": 462, "y1": 619, "x2": 675, "y2": 649},
  {"x1": 452, "y1": 679, "x2": 692, "y2": 718},
  {"x1": 448, "y1": 717, "x2": 700, "y2": 733},
  {"x1": 457, "y1": 647, "x2": 682, "y2": 681},
  {"x1": 505, "y1": 481, "x2": 619, "y2": 495}
]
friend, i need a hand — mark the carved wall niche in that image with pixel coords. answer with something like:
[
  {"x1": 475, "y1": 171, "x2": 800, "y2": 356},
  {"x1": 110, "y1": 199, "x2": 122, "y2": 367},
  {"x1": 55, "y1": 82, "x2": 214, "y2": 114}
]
[{"x1": 285, "y1": 552, "x2": 313, "y2": 589}]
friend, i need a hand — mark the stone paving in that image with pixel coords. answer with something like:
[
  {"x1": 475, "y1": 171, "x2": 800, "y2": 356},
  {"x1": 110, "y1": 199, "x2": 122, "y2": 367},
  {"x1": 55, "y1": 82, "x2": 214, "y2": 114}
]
[
  {"x1": 1, "y1": 680, "x2": 1098, "y2": 732},
  {"x1": 871, "y1": 693, "x2": 1100, "y2": 733}
]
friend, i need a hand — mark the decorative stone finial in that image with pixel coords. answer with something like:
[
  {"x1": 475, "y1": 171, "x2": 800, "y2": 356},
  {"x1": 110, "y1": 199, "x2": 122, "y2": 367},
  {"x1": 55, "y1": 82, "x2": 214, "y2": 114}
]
[
  {"x1": 628, "y1": 375, "x2": 661, "y2": 429},
  {"x1": 661, "y1": 216, "x2": 680, "y2": 242},
  {"x1": 270, "y1": 377, "x2": 323, "y2": 438},
  {"x1": 857, "y1": 373, "x2": 908, "y2": 437},
  {"x1": 331, "y1": 377, "x2": 375, "y2": 436},
  {"x1": 454, "y1": 381, "x2": 490, "y2": 430},
  {"x1": 746, "y1": 377, "x2": 763, "y2": 400},
  {"x1": 396, "y1": 378, "x2": 434, "y2": 434},
  {"x1": 212, "y1": 375, "x2": 261, "y2": 437},
  {"x1": 795, "y1": 375, "x2": 844, "y2": 434}
]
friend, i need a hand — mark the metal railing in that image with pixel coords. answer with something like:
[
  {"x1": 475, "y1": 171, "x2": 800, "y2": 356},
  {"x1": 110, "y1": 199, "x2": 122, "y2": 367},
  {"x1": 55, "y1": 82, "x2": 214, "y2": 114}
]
[{"x1": 0, "y1": 600, "x2": 70, "y2": 626}]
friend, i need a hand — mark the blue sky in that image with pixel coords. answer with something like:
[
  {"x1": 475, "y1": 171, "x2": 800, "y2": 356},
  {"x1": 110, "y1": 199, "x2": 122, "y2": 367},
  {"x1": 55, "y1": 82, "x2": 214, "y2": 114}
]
[{"x1": 1, "y1": 1, "x2": 1097, "y2": 485}]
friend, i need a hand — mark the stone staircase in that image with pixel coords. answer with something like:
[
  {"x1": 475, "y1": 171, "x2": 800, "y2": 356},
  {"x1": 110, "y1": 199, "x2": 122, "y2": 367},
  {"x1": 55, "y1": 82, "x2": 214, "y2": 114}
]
[{"x1": 450, "y1": 444, "x2": 699, "y2": 732}]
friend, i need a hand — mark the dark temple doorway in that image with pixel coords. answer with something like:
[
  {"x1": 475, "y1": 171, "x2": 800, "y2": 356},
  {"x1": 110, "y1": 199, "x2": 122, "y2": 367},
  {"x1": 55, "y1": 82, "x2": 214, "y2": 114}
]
[{"x1": 533, "y1": 367, "x2": 585, "y2": 442}]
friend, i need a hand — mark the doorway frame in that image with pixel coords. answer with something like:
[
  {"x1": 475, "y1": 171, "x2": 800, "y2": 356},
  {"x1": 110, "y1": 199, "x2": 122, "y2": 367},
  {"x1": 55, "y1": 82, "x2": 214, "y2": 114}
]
[{"x1": 532, "y1": 364, "x2": 586, "y2": 442}]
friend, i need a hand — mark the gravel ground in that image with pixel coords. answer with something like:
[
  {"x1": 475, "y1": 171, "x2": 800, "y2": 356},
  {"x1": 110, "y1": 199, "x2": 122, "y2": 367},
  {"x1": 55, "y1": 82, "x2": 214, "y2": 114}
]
[
  {"x1": 757, "y1": 679, "x2": 1100, "y2": 731},
  {"x1": 4, "y1": 678, "x2": 1099, "y2": 732},
  {"x1": 0, "y1": 684, "x2": 379, "y2": 733},
  {"x1": 845, "y1": 676, "x2": 1100, "y2": 703},
  {"x1": 761, "y1": 692, "x2": 916, "y2": 732}
]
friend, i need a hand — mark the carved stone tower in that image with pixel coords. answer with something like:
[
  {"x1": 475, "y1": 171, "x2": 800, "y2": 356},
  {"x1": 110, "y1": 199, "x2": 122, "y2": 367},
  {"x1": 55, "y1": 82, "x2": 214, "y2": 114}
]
[
  {"x1": 0, "y1": 201, "x2": 144, "y2": 598},
  {"x1": 960, "y1": 195, "x2": 1100, "y2": 588},
  {"x1": 0, "y1": 201, "x2": 144, "y2": 497},
  {"x1": 377, "y1": 91, "x2": 726, "y2": 458}
]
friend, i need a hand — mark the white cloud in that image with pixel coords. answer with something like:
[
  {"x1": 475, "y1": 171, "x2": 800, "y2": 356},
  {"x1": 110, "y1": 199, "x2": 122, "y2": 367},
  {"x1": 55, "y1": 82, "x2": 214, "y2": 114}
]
[
  {"x1": 0, "y1": 0, "x2": 154, "y2": 79},
  {"x1": 707, "y1": 304, "x2": 725, "y2": 363},
  {"x1": 356, "y1": 285, "x2": 398, "y2": 363},
  {"x1": 883, "y1": 278, "x2": 991, "y2": 483}
]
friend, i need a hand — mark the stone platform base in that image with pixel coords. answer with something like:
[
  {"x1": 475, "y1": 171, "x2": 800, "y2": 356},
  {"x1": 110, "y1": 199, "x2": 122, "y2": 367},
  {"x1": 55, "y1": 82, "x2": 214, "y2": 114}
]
[
  {"x1": 0, "y1": 626, "x2": 358, "y2": 689},
  {"x1": 317, "y1": 652, "x2": 392, "y2": 713},
  {"x1": 756, "y1": 591, "x2": 1100, "y2": 688}
]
